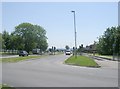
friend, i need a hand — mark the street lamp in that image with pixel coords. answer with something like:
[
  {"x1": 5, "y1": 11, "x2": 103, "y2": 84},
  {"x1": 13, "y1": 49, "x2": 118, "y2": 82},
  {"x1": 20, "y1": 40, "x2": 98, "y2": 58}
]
[
  {"x1": 71, "y1": 11, "x2": 77, "y2": 58},
  {"x1": 112, "y1": 43, "x2": 116, "y2": 61},
  {"x1": 113, "y1": 34, "x2": 118, "y2": 61}
]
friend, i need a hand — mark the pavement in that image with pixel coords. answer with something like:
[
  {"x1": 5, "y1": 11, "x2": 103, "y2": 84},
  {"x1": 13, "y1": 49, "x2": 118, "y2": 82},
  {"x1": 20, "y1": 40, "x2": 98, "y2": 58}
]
[
  {"x1": 88, "y1": 55, "x2": 118, "y2": 69},
  {"x1": 0, "y1": 55, "x2": 19, "y2": 58},
  {"x1": 0, "y1": 54, "x2": 44, "y2": 58},
  {"x1": 94, "y1": 58, "x2": 118, "y2": 69},
  {"x1": 1, "y1": 54, "x2": 118, "y2": 87}
]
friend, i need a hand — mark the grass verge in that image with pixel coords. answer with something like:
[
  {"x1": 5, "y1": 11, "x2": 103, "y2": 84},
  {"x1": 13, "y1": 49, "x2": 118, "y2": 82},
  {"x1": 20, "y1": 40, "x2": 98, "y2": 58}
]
[
  {"x1": 0, "y1": 84, "x2": 15, "y2": 89},
  {"x1": 2, "y1": 56, "x2": 42, "y2": 63},
  {"x1": 65, "y1": 56, "x2": 100, "y2": 68}
]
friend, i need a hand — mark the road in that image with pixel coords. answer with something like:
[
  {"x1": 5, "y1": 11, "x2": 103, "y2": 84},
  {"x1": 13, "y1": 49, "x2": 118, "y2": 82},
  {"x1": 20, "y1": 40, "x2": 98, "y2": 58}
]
[{"x1": 2, "y1": 54, "x2": 118, "y2": 87}]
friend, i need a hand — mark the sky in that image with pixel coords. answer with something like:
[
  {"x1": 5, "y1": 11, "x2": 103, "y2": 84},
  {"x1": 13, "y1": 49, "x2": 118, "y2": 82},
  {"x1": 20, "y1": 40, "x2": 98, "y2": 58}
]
[{"x1": 1, "y1": 2, "x2": 118, "y2": 49}]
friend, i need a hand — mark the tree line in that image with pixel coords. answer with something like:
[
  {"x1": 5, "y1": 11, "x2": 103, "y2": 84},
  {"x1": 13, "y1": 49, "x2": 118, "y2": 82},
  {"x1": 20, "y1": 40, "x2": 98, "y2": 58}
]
[
  {"x1": 1, "y1": 23, "x2": 48, "y2": 53},
  {"x1": 96, "y1": 26, "x2": 120, "y2": 55},
  {"x1": 64, "y1": 26, "x2": 120, "y2": 56}
]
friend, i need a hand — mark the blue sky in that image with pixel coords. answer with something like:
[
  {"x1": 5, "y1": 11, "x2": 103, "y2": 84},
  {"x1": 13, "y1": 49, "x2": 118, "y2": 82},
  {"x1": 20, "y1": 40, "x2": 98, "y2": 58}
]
[{"x1": 2, "y1": 2, "x2": 118, "y2": 48}]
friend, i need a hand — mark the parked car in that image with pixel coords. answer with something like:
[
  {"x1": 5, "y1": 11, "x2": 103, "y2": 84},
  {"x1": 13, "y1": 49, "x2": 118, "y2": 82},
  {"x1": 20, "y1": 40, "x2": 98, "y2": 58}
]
[
  {"x1": 19, "y1": 51, "x2": 28, "y2": 56},
  {"x1": 65, "y1": 50, "x2": 71, "y2": 55}
]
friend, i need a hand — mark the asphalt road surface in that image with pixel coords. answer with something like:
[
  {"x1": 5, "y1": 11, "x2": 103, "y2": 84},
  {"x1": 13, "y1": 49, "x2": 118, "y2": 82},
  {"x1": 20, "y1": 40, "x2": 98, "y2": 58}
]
[{"x1": 2, "y1": 54, "x2": 118, "y2": 87}]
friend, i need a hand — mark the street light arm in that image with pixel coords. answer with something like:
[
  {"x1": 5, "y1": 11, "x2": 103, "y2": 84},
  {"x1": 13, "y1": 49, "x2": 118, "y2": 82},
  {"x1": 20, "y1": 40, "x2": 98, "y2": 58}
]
[{"x1": 71, "y1": 11, "x2": 75, "y2": 13}]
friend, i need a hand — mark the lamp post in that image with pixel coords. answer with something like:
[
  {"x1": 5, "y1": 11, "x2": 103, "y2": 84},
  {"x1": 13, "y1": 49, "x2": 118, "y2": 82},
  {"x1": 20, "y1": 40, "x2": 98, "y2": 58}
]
[
  {"x1": 71, "y1": 11, "x2": 77, "y2": 58},
  {"x1": 113, "y1": 43, "x2": 115, "y2": 61},
  {"x1": 113, "y1": 35, "x2": 117, "y2": 61}
]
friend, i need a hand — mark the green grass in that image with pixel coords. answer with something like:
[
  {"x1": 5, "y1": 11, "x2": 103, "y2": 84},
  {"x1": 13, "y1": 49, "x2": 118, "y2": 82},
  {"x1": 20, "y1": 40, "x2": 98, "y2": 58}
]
[
  {"x1": 0, "y1": 52, "x2": 2, "y2": 55},
  {"x1": 65, "y1": 56, "x2": 99, "y2": 67},
  {"x1": 2, "y1": 56, "x2": 42, "y2": 63},
  {"x1": 0, "y1": 84, "x2": 2, "y2": 89},
  {"x1": 0, "y1": 84, "x2": 15, "y2": 89},
  {"x1": 0, "y1": 58, "x2": 2, "y2": 62}
]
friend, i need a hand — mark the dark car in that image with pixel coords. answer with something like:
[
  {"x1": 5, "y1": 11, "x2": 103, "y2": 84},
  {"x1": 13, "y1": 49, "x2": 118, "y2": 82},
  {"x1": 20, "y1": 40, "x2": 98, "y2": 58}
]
[{"x1": 19, "y1": 51, "x2": 28, "y2": 56}]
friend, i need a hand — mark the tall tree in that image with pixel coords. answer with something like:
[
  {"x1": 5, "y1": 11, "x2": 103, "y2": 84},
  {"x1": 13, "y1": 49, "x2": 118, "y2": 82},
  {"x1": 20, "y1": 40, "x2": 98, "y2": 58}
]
[
  {"x1": 33, "y1": 25, "x2": 48, "y2": 51},
  {"x1": 0, "y1": 33, "x2": 3, "y2": 50},
  {"x1": 2, "y1": 31, "x2": 11, "y2": 51},
  {"x1": 77, "y1": 44, "x2": 83, "y2": 52},
  {"x1": 96, "y1": 26, "x2": 120, "y2": 55},
  {"x1": 65, "y1": 45, "x2": 70, "y2": 50},
  {"x1": 12, "y1": 23, "x2": 48, "y2": 53}
]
